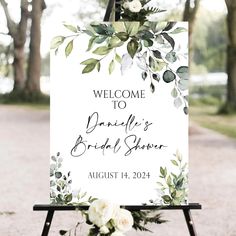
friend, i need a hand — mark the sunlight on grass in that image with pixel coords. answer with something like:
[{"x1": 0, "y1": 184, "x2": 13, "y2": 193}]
[{"x1": 190, "y1": 106, "x2": 236, "y2": 139}]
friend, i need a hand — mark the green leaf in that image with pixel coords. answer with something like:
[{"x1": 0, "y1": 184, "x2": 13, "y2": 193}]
[
  {"x1": 93, "y1": 46, "x2": 111, "y2": 55},
  {"x1": 178, "y1": 79, "x2": 188, "y2": 91},
  {"x1": 174, "y1": 97, "x2": 183, "y2": 108},
  {"x1": 94, "y1": 36, "x2": 107, "y2": 44},
  {"x1": 171, "y1": 160, "x2": 178, "y2": 166},
  {"x1": 109, "y1": 36, "x2": 123, "y2": 48},
  {"x1": 116, "y1": 32, "x2": 129, "y2": 41},
  {"x1": 82, "y1": 63, "x2": 97, "y2": 74},
  {"x1": 171, "y1": 87, "x2": 178, "y2": 98},
  {"x1": 65, "y1": 40, "x2": 73, "y2": 57},
  {"x1": 55, "y1": 172, "x2": 62, "y2": 179},
  {"x1": 150, "y1": 83, "x2": 155, "y2": 93},
  {"x1": 59, "y1": 230, "x2": 68, "y2": 235},
  {"x1": 152, "y1": 50, "x2": 162, "y2": 59},
  {"x1": 161, "y1": 33, "x2": 175, "y2": 49},
  {"x1": 170, "y1": 27, "x2": 187, "y2": 34},
  {"x1": 81, "y1": 58, "x2": 99, "y2": 65},
  {"x1": 63, "y1": 23, "x2": 78, "y2": 33},
  {"x1": 143, "y1": 39, "x2": 153, "y2": 47},
  {"x1": 176, "y1": 66, "x2": 188, "y2": 80},
  {"x1": 127, "y1": 39, "x2": 139, "y2": 58},
  {"x1": 167, "y1": 175, "x2": 172, "y2": 186},
  {"x1": 165, "y1": 51, "x2": 177, "y2": 63},
  {"x1": 184, "y1": 107, "x2": 188, "y2": 115},
  {"x1": 112, "y1": 22, "x2": 126, "y2": 33},
  {"x1": 115, "y1": 53, "x2": 122, "y2": 63},
  {"x1": 83, "y1": 30, "x2": 95, "y2": 36},
  {"x1": 50, "y1": 36, "x2": 65, "y2": 49},
  {"x1": 152, "y1": 73, "x2": 160, "y2": 82},
  {"x1": 125, "y1": 22, "x2": 140, "y2": 36},
  {"x1": 96, "y1": 62, "x2": 101, "y2": 72},
  {"x1": 163, "y1": 70, "x2": 176, "y2": 83},
  {"x1": 160, "y1": 167, "x2": 167, "y2": 178},
  {"x1": 65, "y1": 193, "x2": 73, "y2": 203},
  {"x1": 163, "y1": 22, "x2": 177, "y2": 32},
  {"x1": 87, "y1": 36, "x2": 96, "y2": 51},
  {"x1": 109, "y1": 60, "x2": 115, "y2": 74},
  {"x1": 142, "y1": 71, "x2": 147, "y2": 80},
  {"x1": 162, "y1": 195, "x2": 172, "y2": 203}
]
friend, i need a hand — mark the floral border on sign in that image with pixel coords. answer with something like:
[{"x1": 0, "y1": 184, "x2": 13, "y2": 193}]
[
  {"x1": 150, "y1": 150, "x2": 188, "y2": 205},
  {"x1": 51, "y1": 21, "x2": 189, "y2": 115},
  {"x1": 50, "y1": 152, "x2": 166, "y2": 235}
]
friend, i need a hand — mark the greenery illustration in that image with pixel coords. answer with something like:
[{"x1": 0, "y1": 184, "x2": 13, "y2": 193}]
[
  {"x1": 50, "y1": 152, "x2": 96, "y2": 205},
  {"x1": 51, "y1": 21, "x2": 188, "y2": 114},
  {"x1": 154, "y1": 150, "x2": 188, "y2": 205},
  {"x1": 121, "y1": 0, "x2": 165, "y2": 23}
]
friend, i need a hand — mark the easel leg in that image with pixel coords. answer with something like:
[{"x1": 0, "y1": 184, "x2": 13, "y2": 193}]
[
  {"x1": 42, "y1": 210, "x2": 54, "y2": 236},
  {"x1": 183, "y1": 209, "x2": 197, "y2": 236}
]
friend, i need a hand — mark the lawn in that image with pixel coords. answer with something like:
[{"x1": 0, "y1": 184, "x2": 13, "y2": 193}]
[{"x1": 190, "y1": 105, "x2": 236, "y2": 139}]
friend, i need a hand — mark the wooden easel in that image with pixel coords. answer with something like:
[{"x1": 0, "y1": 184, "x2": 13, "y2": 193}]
[
  {"x1": 34, "y1": 1, "x2": 202, "y2": 235},
  {"x1": 33, "y1": 203, "x2": 202, "y2": 236}
]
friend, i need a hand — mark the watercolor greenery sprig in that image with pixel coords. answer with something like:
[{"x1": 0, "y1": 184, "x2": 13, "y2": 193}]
[
  {"x1": 51, "y1": 21, "x2": 188, "y2": 114},
  {"x1": 121, "y1": 0, "x2": 165, "y2": 23},
  {"x1": 154, "y1": 150, "x2": 188, "y2": 205},
  {"x1": 50, "y1": 152, "x2": 96, "y2": 205}
]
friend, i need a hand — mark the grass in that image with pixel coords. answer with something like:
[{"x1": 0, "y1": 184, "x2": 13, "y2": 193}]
[{"x1": 190, "y1": 105, "x2": 236, "y2": 139}]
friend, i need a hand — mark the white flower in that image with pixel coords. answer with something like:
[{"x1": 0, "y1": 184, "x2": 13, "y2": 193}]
[
  {"x1": 100, "y1": 225, "x2": 110, "y2": 234},
  {"x1": 123, "y1": 1, "x2": 129, "y2": 9},
  {"x1": 128, "y1": 0, "x2": 142, "y2": 13},
  {"x1": 88, "y1": 199, "x2": 115, "y2": 227},
  {"x1": 114, "y1": 209, "x2": 134, "y2": 233},
  {"x1": 111, "y1": 231, "x2": 125, "y2": 236}
]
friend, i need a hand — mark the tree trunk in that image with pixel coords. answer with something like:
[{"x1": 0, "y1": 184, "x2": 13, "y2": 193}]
[
  {"x1": 26, "y1": 0, "x2": 45, "y2": 93},
  {"x1": 183, "y1": 0, "x2": 200, "y2": 65},
  {"x1": 225, "y1": 0, "x2": 236, "y2": 111},
  {"x1": 12, "y1": 43, "x2": 25, "y2": 91},
  {"x1": 0, "y1": 0, "x2": 29, "y2": 92}
]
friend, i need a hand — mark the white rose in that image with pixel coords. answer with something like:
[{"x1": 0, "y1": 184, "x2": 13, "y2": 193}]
[
  {"x1": 128, "y1": 0, "x2": 142, "y2": 13},
  {"x1": 111, "y1": 231, "x2": 125, "y2": 236},
  {"x1": 123, "y1": 1, "x2": 129, "y2": 9},
  {"x1": 114, "y1": 209, "x2": 134, "y2": 233},
  {"x1": 88, "y1": 199, "x2": 115, "y2": 227},
  {"x1": 100, "y1": 225, "x2": 110, "y2": 234}
]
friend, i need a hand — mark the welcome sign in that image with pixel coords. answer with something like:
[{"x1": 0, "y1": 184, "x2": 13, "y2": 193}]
[{"x1": 50, "y1": 21, "x2": 189, "y2": 205}]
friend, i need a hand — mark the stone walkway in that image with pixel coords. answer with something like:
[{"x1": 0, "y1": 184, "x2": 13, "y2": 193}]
[{"x1": 0, "y1": 105, "x2": 236, "y2": 235}]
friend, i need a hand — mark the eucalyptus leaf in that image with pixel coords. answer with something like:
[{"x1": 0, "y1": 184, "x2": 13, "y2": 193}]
[
  {"x1": 87, "y1": 36, "x2": 96, "y2": 51},
  {"x1": 170, "y1": 27, "x2": 187, "y2": 34},
  {"x1": 121, "y1": 53, "x2": 133, "y2": 75},
  {"x1": 109, "y1": 36, "x2": 123, "y2": 48},
  {"x1": 112, "y1": 22, "x2": 126, "y2": 33},
  {"x1": 82, "y1": 63, "x2": 97, "y2": 74},
  {"x1": 152, "y1": 50, "x2": 162, "y2": 59},
  {"x1": 171, "y1": 160, "x2": 178, "y2": 166},
  {"x1": 178, "y1": 78, "x2": 188, "y2": 91},
  {"x1": 163, "y1": 22, "x2": 177, "y2": 32},
  {"x1": 96, "y1": 62, "x2": 101, "y2": 72},
  {"x1": 116, "y1": 32, "x2": 129, "y2": 41},
  {"x1": 141, "y1": 72, "x2": 147, "y2": 80},
  {"x1": 63, "y1": 24, "x2": 78, "y2": 33},
  {"x1": 174, "y1": 97, "x2": 183, "y2": 108},
  {"x1": 50, "y1": 36, "x2": 65, "y2": 49},
  {"x1": 165, "y1": 51, "x2": 177, "y2": 63},
  {"x1": 109, "y1": 60, "x2": 115, "y2": 74},
  {"x1": 127, "y1": 39, "x2": 139, "y2": 58},
  {"x1": 115, "y1": 54, "x2": 122, "y2": 63},
  {"x1": 163, "y1": 70, "x2": 176, "y2": 83},
  {"x1": 143, "y1": 39, "x2": 153, "y2": 47},
  {"x1": 152, "y1": 73, "x2": 160, "y2": 82},
  {"x1": 171, "y1": 87, "x2": 178, "y2": 98},
  {"x1": 161, "y1": 33, "x2": 175, "y2": 49},
  {"x1": 150, "y1": 83, "x2": 155, "y2": 93},
  {"x1": 65, "y1": 40, "x2": 73, "y2": 57},
  {"x1": 125, "y1": 22, "x2": 140, "y2": 36},
  {"x1": 81, "y1": 58, "x2": 99, "y2": 65},
  {"x1": 184, "y1": 107, "x2": 189, "y2": 115},
  {"x1": 93, "y1": 46, "x2": 111, "y2": 55},
  {"x1": 176, "y1": 66, "x2": 188, "y2": 80}
]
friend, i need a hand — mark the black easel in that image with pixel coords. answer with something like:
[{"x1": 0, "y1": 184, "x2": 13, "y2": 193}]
[
  {"x1": 33, "y1": 203, "x2": 202, "y2": 236},
  {"x1": 35, "y1": 1, "x2": 202, "y2": 235}
]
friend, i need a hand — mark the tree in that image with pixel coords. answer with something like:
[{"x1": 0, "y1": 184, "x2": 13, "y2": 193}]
[
  {"x1": 224, "y1": 0, "x2": 236, "y2": 112},
  {"x1": 183, "y1": 0, "x2": 200, "y2": 59},
  {"x1": 0, "y1": 0, "x2": 29, "y2": 92},
  {"x1": 26, "y1": 0, "x2": 46, "y2": 93}
]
